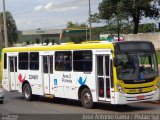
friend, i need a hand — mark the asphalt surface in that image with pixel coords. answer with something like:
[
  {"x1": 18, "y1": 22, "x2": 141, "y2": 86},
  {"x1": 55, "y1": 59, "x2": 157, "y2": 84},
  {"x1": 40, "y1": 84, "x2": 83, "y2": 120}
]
[{"x1": 0, "y1": 91, "x2": 160, "y2": 120}]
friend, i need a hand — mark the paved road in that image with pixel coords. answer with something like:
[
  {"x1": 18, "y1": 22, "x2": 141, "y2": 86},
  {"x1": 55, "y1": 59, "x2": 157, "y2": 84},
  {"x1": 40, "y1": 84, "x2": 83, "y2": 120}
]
[{"x1": 0, "y1": 91, "x2": 160, "y2": 120}]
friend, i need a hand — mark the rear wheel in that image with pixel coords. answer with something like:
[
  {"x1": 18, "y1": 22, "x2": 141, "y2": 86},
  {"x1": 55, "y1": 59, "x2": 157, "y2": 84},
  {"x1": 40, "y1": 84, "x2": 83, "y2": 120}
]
[
  {"x1": 23, "y1": 83, "x2": 32, "y2": 101},
  {"x1": 81, "y1": 88, "x2": 93, "y2": 109}
]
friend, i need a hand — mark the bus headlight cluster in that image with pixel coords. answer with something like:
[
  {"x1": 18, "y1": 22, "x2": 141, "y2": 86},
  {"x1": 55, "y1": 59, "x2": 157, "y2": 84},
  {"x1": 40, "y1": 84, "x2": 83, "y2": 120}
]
[{"x1": 116, "y1": 84, "x2": 125, "y2": 94}]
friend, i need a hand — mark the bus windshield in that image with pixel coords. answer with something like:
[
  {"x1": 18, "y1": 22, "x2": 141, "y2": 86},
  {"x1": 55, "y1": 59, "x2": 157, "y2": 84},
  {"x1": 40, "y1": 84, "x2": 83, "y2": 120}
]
[{"x1": 116, "y1": 52, "x2": 158, "y2": 81}]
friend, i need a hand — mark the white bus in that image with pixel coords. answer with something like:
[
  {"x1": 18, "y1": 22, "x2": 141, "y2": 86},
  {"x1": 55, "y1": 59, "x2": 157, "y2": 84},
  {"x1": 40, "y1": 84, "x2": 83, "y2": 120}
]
[{"x1": 1, "y1": 41, "x2": 160, "y2": 108}]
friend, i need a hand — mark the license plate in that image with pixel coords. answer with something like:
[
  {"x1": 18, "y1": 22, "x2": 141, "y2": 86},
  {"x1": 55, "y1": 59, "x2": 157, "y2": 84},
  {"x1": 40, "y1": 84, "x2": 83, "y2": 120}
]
[{"x1": 137, "y1": 95, "x2": 144, "y2": 100}]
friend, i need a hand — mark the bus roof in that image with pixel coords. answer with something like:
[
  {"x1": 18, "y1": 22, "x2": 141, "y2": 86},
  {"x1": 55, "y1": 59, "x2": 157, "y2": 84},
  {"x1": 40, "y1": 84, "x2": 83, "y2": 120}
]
[{"x1": 2, "y1": 42, "x2": 115, "y2": 53}]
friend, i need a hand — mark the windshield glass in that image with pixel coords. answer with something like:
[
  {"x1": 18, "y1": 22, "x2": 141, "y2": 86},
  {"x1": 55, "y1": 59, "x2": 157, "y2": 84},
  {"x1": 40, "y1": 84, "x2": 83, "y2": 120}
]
[{"x1": 116, "y1": 52, "x2": 158, "y2": 80}]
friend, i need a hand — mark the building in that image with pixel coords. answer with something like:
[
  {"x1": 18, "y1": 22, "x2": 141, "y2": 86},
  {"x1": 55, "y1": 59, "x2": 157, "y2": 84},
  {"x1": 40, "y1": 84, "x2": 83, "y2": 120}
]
[{"x1": 18, "y1": 28, "x2": 99, "y2": 45}]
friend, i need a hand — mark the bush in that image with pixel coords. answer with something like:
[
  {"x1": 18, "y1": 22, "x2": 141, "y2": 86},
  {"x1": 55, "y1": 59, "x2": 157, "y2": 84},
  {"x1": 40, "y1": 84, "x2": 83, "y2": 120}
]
[{"x1": 156, "y1": 51, "x2": 160, "y2": 64}]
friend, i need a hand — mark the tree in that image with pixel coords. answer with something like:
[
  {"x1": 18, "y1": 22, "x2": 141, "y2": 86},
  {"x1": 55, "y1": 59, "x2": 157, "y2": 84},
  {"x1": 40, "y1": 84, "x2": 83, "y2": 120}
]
[
  {"x1": 0, "y1": 11, "x2": 18, "y2": 47},
  {"x1": 139, "y1": 23, "x2": 158, "y2": 33},
  {"x1": 45, "y1": 39, "x2": 50, "y2": 45},
  {"x1": 26, "y1": 40, "x2": 30, "y2": 45},
  {"x1": 92, "y1": 1, "x2": 128, "y2": 40},
  {"x1": 51, "y1": 39, "x2": 55, "y2": 45},
  {"x1": 92, "y1": 22, "x2": 157, "y2": 35},
  {"x1": 66, "y1": 21, "x2": 88, "y2": 28},
  {"x1": 97, "y1": 0, "x2": 160, "y2": 34},
  {"x1": 35, "y1": 38, "x2": 40, "y2": 44}
]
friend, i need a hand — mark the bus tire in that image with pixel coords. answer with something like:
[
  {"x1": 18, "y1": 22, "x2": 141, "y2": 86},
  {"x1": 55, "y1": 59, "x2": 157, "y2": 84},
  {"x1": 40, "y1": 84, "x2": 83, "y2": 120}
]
[
  {"x1": 81, "y1": 88, "x2": 93, "y2": 109},
  {"x1": 23, "y1": 83, "x2": 32, "y2": 101}
]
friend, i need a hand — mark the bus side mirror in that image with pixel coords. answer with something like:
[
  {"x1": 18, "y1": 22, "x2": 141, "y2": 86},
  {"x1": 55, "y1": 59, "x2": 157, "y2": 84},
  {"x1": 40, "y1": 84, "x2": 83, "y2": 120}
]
[{"x1": 113, "y1": 57, "x2": 118, "y2": 67}]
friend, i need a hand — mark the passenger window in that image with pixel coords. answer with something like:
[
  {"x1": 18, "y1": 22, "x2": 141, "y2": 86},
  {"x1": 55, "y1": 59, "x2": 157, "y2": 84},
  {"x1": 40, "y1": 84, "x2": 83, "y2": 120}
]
[
  {"x1": 18, "y1": 52, "x2": 28, "y2": 70},
  {"x1": 55, "y1": 51, "x2": 72, "y2": 71},
  {"x1": 30, "y1": 52, "x2": 39, "y2": 70},
  {"x1": 73, "y1": 50, "x2": 92, "y2": 72}
]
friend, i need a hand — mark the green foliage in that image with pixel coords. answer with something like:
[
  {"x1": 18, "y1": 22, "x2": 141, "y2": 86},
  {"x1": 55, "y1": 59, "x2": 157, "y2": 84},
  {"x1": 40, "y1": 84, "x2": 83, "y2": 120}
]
[
  {"x1": 121, "y1": 23, "x2": 133, "y2": 34},
  {"x1": 26, "y1": 41, "x2": 30, "y2": 45},
  {"x1": 156, "y1": 51, "x2": 160, "y2": 64},
  {"x1": 139, "y1": 23, "x2": 158, "y2": 33},
  {"x1": 35, "y1": 38, "x2": 40, "y2": 44},
  {"x1": 45, "y1": 39, "x2": 50, "y2": 45},
  {"x1": 96, "y1": 0, "x2": 160, "y2": 34},
  {"x1": 0, "y1": 11, "x2": 18, "y2": 47},
  {"x1": 66, "y1": 21, "x2": 88, "y2": 29},
  {"x1": 92, "y1": 22, "x2": 158, "y2": 35},
  {"x1": 51, "y1": 39, "x2": 55, "y2": 45}
]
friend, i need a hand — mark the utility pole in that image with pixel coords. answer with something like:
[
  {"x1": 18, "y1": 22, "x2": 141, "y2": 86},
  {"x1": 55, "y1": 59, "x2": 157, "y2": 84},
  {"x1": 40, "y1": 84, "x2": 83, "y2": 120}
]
[
  {"x1": 89, "y1": 0, "x2": 92, "y2": 41},
  {"x1": 86, "y1": 26, "x2": 88, "y2": 41},
  {"x1": 2, "y1": 0, "x2": 8, "y2": 47}
]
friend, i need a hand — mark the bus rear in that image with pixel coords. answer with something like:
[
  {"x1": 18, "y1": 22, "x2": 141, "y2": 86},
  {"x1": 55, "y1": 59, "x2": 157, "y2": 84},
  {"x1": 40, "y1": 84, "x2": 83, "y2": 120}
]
[{"x1": 113, "y1": 41, "x2": 160, "y2": 104}]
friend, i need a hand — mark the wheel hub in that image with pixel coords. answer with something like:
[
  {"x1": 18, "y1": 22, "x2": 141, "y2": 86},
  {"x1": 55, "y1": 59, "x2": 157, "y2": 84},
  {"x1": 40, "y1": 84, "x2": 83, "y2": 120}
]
[
  {"x1": 24, "y1": 87, "x2": 30, "y2": 98},
  {"x1": 83, "y1": 93, "x2": 91, "y2": 104}
]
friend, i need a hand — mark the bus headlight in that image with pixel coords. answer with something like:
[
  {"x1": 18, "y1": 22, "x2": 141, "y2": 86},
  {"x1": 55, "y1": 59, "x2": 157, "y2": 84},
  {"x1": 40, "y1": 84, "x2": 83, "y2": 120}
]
[{"x1": 116, "y1": 84, "x2": 125, "y2": 94}]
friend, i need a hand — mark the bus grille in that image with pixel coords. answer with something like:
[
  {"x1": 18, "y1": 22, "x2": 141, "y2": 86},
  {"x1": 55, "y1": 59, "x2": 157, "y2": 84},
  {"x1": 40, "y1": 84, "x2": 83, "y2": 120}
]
[{"x1": 124, "y1": 85, "x2": 154, "y2": 94}]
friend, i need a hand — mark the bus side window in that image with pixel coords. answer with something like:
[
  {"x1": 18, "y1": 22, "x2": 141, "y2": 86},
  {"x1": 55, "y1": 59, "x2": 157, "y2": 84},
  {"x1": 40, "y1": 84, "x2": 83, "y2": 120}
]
[
  {"x1": 55, "y1": 51, "x2": 72, "y2": 71},
  {"x1": 18, "y1": 52, "x2": 29, "y2": 70},
  {"x1": 73, "y1": 50, "x2": 92, "y2": 72},
  {"x1": 30, "y1": 52, "x2": 39, "y2": 70}
]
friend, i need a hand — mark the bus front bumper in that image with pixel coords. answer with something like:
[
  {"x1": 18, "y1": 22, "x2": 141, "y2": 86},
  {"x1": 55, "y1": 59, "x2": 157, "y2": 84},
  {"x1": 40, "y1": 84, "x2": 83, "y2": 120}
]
[{"x1": 114, "y1": 89, "x2": 160, "y2": 104}]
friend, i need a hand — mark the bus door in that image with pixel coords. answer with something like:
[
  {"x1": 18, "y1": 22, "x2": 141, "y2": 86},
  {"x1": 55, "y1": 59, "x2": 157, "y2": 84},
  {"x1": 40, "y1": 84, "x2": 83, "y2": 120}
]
[
  {"x1": 42, "y1": 55, "x2": 53, "y2": 94},
  {"x1": 9, "y1": 56, "x2": 17, "y2": 91},
  {"x1": 96, "y1": 55, "x2": 112, "y2": 101}
]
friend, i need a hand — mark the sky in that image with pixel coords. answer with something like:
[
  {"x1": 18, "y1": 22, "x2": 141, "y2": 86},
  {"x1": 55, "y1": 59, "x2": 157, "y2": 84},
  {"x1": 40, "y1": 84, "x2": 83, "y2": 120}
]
[{"x1": 0, "y1": 0, "x2": 103, "y2": 30}]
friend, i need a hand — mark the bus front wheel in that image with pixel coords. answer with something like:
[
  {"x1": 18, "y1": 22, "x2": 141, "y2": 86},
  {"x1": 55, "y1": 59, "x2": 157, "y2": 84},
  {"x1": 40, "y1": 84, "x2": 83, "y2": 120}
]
[
  {"x1": 81, "y1": 88, "x2": 93, "y2": 109},
  {"x1": 23, "y1": 83, "x2": 32, "y2": 101}
]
